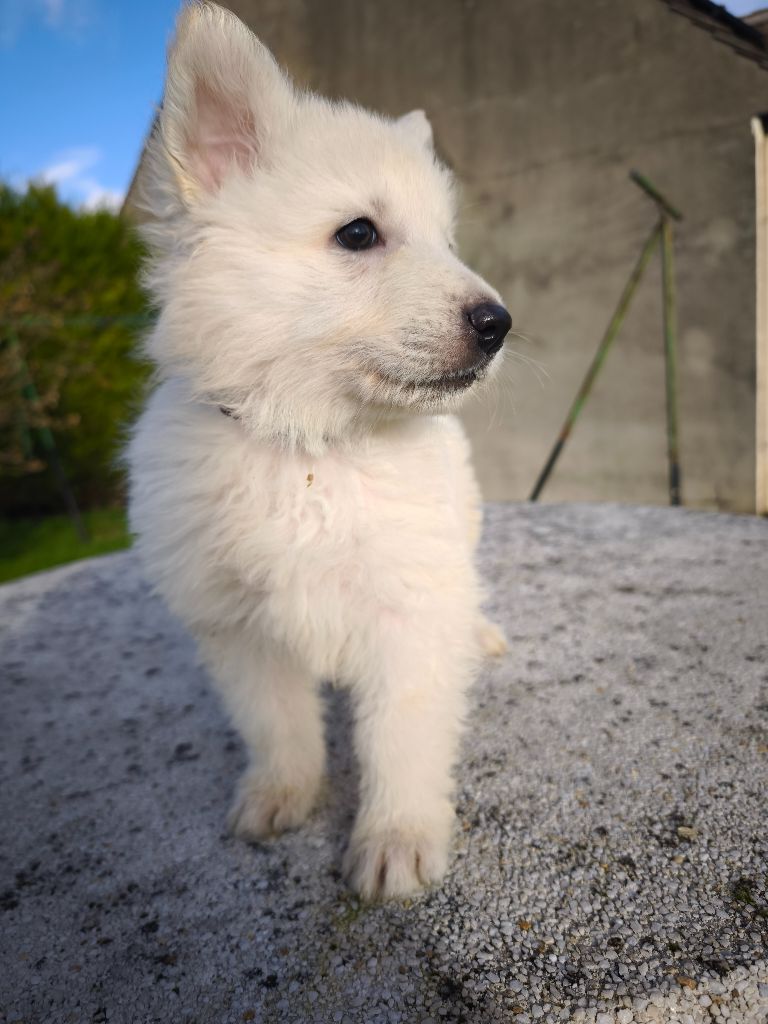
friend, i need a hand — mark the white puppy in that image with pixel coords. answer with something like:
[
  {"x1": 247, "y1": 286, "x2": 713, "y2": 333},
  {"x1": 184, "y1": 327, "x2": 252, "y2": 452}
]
[{"x1": 128, "y1": 1, "x2": 510, "y2": 900}]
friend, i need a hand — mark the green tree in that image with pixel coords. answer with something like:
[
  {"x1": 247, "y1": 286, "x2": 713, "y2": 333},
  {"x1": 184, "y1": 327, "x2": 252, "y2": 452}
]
[{"x1": 0, "y1": 182, "x2": 150, "y2": 516}]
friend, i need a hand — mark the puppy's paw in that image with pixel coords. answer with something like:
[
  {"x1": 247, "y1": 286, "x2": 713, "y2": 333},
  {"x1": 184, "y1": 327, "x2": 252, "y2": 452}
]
[
  {"x1": 228, "y1": 775, "x2": 316, "y2": 841},
  {"x1": 476, "y1": 616, "x2": 508, "y2": 658},
  {"x1": 343, "y1": 822, "x2": 450, "y2": 901}
]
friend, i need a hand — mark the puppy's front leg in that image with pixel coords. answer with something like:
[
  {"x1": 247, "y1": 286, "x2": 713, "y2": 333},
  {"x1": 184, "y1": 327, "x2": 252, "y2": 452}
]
[
  {"x1": 343, "y1": 623, "x2": 473, "y2": 900},
  {"x1": 199, "y1": 633, "x2": 325, "y2": 840}
]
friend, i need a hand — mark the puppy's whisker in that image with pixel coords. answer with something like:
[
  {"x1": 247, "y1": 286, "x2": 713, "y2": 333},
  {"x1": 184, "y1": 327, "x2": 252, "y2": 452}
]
[{"x1": 503, "y1": 346, "x2": 550, "y2": 388}]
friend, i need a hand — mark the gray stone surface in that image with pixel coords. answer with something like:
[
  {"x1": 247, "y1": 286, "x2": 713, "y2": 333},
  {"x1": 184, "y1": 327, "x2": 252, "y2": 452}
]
[{"x1": 1, "y1": 503, "x2": 767, "y2": 1024}]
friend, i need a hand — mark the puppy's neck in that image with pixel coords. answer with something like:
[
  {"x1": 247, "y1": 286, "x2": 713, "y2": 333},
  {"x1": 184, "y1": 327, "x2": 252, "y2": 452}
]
[{"x1": 210, "y1": 393, "x2": 434, "y2": 457}]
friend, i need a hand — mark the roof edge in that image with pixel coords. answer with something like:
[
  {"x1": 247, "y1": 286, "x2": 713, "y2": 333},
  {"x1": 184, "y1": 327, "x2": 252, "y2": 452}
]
[{"x1": 661, "y1": 0, "x2": 768, "y2": 71}]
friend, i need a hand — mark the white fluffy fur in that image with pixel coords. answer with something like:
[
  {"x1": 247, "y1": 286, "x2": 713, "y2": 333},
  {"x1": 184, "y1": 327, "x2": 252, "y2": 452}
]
[{"x1": 128, "y1": 1, "x2": 508, "y2": 900}]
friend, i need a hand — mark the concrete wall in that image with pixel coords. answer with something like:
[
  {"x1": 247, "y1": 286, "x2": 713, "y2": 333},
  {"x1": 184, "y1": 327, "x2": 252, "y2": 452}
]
[{"x1": 144, "y1": 0, "x2": 768, "y2": 510}]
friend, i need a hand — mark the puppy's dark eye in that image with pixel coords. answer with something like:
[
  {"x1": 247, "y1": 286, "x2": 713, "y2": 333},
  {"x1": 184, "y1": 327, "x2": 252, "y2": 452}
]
[{"x1": 335, "y1": 218, "x2": 379, "y2": 251}]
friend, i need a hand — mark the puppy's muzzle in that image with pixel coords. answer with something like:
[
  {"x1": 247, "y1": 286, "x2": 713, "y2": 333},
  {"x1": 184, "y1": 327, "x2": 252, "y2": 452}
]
[{"x1": 466, "y1": 302, "x2": 512, "y2": 358}]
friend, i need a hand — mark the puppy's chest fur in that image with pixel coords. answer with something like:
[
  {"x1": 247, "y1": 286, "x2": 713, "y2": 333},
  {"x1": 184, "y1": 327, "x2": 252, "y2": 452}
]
[{"x1": 130, "y1": 382, "x2": 480, "y2": 677}]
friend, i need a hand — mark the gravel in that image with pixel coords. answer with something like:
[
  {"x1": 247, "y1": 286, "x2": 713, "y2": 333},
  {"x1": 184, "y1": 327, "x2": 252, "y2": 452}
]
[{"x1": 1, "y1": 502, "x2": 767, "y2": 1023}]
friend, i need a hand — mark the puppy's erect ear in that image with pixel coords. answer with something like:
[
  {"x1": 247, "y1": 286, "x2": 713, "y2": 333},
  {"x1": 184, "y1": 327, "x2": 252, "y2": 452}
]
[
  {"x1": 153, "y1": 2, "x2": 294, "y2": 204},
  {"x1": 397, "y1": 109, "x2": 434, "y2": 150}
]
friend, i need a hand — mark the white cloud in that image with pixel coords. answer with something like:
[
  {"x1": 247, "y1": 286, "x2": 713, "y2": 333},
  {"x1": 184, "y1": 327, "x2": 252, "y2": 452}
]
[
  {"x1": 80, "y1": 180, "x2": 124, "y2": 211},
  {"x1": 42, "y1": 0, "x2": 65, "y2": 28},
  {"x1": 39, "y1": 146, "x2": 101, "y2": 187},
  {"x1": 34, "y1": 147, "x2": 124, "y2": 212},
  {"x1": 0, "y1": 0, "x2": 93, "y2": 47}
]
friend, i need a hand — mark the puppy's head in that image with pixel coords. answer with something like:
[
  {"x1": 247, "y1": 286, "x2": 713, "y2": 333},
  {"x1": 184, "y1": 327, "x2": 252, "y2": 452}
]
[{"x1": 140, "y1": 1, "x2": 511, "y2": 450}]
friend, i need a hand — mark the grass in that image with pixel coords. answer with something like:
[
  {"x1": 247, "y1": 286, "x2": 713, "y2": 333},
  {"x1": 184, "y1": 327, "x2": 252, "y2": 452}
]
[{"x1": 0, "y1": 506, "x2": 131, "y2": 584}]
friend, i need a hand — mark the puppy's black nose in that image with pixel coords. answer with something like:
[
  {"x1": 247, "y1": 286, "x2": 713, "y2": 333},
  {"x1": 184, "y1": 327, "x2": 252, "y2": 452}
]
[{"x1": 467, "y1": 302, "x2": 512, "y2": 356}]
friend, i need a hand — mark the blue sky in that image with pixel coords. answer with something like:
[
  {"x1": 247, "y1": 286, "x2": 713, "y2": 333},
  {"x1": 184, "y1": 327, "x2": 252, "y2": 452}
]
[
  {"x1": 0, "y1": 0, "x2": 181, "y2": 208},
  {"x1": 0, "y1": 0, "x2": 763, "y2": 210}
]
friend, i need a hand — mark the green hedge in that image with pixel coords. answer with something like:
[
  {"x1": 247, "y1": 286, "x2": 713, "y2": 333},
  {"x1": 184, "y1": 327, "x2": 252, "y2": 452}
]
[
  {"x1": 0, "y1": 507, "x2": 131, "y2": 583},
  {"x1": 0, "y1": 183, "x2": 151, "y2": 516}
]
